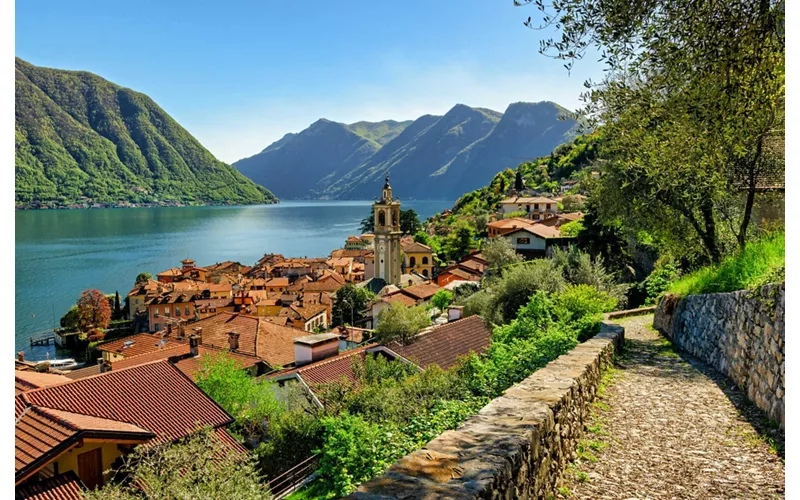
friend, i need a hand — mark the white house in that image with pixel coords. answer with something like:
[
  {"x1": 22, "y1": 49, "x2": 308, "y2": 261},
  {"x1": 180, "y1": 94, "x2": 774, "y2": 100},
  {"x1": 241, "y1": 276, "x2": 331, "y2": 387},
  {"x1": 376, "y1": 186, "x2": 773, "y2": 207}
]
[
  {"x1": 498, "y1": 196, "x2": 559, "y2": 220},
  {"x1": 503, "y1": 224, "x2": 561, "y2": 252}
]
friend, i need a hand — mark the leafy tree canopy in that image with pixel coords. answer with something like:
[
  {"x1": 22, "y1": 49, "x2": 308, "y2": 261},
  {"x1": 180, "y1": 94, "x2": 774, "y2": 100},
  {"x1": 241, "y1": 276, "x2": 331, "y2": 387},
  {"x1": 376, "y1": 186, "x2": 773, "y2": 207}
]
[
  {"x1": 374, "y1": 302, "x2": 431, "y2": 345},
  {"x1": 76, "y1": 289, "x2": 111, "y2": 331}
]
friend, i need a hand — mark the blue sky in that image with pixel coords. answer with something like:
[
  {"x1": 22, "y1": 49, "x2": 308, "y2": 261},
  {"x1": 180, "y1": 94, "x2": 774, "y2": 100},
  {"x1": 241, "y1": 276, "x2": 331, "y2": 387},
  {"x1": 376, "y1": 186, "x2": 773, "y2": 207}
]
[{"x1": 16, "y1": 0, "x2": 604, "y2": 163}]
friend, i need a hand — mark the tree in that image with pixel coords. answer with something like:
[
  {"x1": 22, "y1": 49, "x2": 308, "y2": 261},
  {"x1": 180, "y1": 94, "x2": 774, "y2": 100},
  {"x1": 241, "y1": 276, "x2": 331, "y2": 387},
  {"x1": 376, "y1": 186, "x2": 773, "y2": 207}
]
[
  {"x1": 520, "y1": 0, "x2": 784, "y2": 260},
  {"x1": 374, "y1": 302, "x2": 430, "y2": 345},
  {"x1": 76, "y1": 289, "x2": 112, "y2": 332},
  {"x1": 135, "y1": 272, "x2": 152, "y2": 284},
  {"x1": 360, "y1": 206, "x2": 375, "y2": 233},
  {"x1": 399, "y1": 209, "x2": 421, "y2": 235},
  {"x1": 195, "y1": 352, "x2": 284, "y2": 442},
  {"x1": 332, "y1": 283, "x2": 373, "y2": 327},
  {"x1": 84, "y1": 427, "x2": 268, "y2": 500},
  {"x1": 430, "y1": 290, "x2": 454, "y2": 312},
  {"x1": 113, "y1": 291, "x2": 122, "y2": 319},
  {"x1": 514, "y1": 171, "x2": 525, "y2": 191},
  {"x1": 561, "y1": 194, "x2": 585, "y2": 212},
  {"x1": 481, "y1": 237, "x2": 522, "y2": 270},
  {"x1": 443, "y1": 222, "x2": 477, "y2": 261}
]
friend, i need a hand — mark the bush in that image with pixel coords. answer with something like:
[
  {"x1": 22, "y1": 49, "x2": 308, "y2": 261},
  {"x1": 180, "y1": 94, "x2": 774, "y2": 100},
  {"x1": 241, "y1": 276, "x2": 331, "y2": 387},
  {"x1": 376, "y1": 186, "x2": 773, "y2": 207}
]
[
  {"x1": 374, "y1": 302, "x2": 431, "y2": 345},
  {"x1": 430, "y1": 289, "x2": 454, "y2": 311},
  {"x1": 552, "y1": 285, "x2": 617, "y2": 341},
  {"x1": 669, "y1": 230, "x2": 785, "y2": 296},
  {"x1": 481, "y1": 237, "x2": 522, "y2": 270},
  {"x1": 559, "y1": 219, "x2": 584, "y2": 237},
  {"x1": 256, "y1": 410, "x2": 324, "y2": 479},
  {"x1": 488, "y1": 260, "x2": 567, "y2": 324},
  {"x1": 640, "y1": 261, "x2": 679, "y2": 304}
]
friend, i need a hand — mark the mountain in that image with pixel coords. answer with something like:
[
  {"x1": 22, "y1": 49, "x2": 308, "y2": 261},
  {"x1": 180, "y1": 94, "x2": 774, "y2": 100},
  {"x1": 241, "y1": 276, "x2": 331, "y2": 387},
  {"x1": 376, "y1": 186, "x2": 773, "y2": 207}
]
[
  {"x1": 234, "y1": 119, "x2": 397, "y2": 199},
  {"x1": 15, "y1": 58, "x2": 276, "y2": 208},
  {"x1": 234, "y1": 102, "x2": 582, "y2": 201}
]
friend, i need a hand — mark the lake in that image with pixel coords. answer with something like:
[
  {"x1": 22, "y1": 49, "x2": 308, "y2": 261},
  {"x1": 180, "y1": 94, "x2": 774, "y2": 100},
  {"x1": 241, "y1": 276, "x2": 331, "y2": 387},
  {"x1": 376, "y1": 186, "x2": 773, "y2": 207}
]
[{"x1": 15, "y1": 200, "x2": 453, "y2": 360}]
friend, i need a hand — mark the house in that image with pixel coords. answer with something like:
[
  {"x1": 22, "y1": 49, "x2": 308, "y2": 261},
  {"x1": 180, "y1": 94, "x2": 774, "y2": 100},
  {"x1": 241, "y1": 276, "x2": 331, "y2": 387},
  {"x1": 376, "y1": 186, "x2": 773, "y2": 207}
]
[
  {"x1": 279, "y1": 298, "x2": 329, "y2": 332},
  {"x1": 560, "y1": 179, "x2": 580, "y2": 193},
  {"x1": 96, "y1": 332, "x2": 187, "y2": 363},
  {"x1": 359, "y1": 234, "x2": 375, "y2": 248},
  {"x1": 146, "y1": 291, "x2": 200, "y2": 332},
  {"x1": 487, "y1": 217, "x2": 538, "y2": 238},
  {"x1": 502, "y1": 223, "x2": 563, "y2": 256},
  {"x1": 185, "y1": 312, "x2": 308, "y2": 368},
  {"x1": 155, "y1": 267, "x2": 183, "y2": 283},
  {"x1": 370, "y1": 282, "x2": 441, "y2": 327},
  {"x1": 383, "y1": 314, "x2": 491, "y2": 370},
  {"x1": 364, "y1": 251, "x2": 375, "y2": 280},
  {"x1": 14, "y1": 361, "x2": 243, "y2": 493},
  {"x1": 535, "y1": 211, "x2": 584, "y2": 228},
  {"x1": 435, "y1": 252, "x2": 488, "y2": 287},
  {"x1": 344, "y1": 236, "x2": 370, "y2": 250},
  {"x1": 270, "y1": 261, "x2": 313, "y2": 279},
  {"x1": 168, "y1": 280, "x2": 233, "y2": 299},
  {"x1": 126, "y1": 279, "x2": 162, "y2": 320},
  {"x1": 498, "y1": 196, "x2": 559, "y2": 220},
  {"x1": 401, "y1": 241, "x2": 434, "y2": 278},
  {"x1": 195, "y1": 297, "x2": 236, "y2": 319},
  {"x1": 268, "y1": 314, "x2": 491, "y2": 406},
  {"x1": 254, "y1": 293, "x2": 283, "y2": 317},
  {"x1": 326, "y1": 257, "x2": 354, "y2": 279}
]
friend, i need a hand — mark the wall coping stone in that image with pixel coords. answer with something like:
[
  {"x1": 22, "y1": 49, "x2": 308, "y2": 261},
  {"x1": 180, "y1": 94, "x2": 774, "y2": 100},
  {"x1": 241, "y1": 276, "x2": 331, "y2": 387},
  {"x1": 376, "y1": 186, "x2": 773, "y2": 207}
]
[
  {"x1": 348, "y1": 321, "x2": 624, "y2": 499},
  {"x1": 605, "y1": 305, "x2": 657, "y2": 320}
]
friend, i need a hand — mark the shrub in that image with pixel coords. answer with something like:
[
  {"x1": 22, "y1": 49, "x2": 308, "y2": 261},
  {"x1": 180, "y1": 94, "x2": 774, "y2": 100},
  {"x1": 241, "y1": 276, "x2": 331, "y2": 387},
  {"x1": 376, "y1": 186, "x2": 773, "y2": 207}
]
[
  {"x1": 669, "y1": 230, "x2": 785, "y2": 296},
  {"x1": 559, "y1": 219, "x2": 585, "y2": 237},
  {"x1": 374, "y1": 302, "x2": 431, "y2": 345},
  {"x1": 256, "y1": 410, "x2": 324, "y2": 480},
  {"x1": 488, "y1": 259, "x2": 567, "y2": 324},
  {"x1": 481, "y1": 237, "x2": 522, "y2": 270},
  {"x1": 430, "y1": 289, "x2": 454, "y2": 311},
  {"x1": 552, "y1": 285, "x2": 617, "y2": 341},
  {"x1": 640, "y1": 261, "x2": 679, "y2": 304}
]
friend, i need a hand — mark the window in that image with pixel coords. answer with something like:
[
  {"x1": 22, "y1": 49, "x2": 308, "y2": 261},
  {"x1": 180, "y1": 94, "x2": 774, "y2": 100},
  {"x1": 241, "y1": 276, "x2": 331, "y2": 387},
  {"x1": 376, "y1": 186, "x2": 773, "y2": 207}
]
[
  {"x1": 175, "y1": 308, "x2": 181, "y2": 317},
  {"x1": 517, "y1": 237, "x2": 531, "y2": 244},
  {"x1": 164, "y1": 309, "x2": 170, "y2": 317},
  {"x1": 378, "y1": 211, "x2": 386, "y2": 226},
  {"x1": 392, "y1": 210, "x2": 398, "y2": 226},
  {"x1": 422, "y1": 269, "x2": 429, "y2": 277},
  {"x1": 533, "y1": 203, "x2": 539, "y2": 210},
  {"x1": 153, "y1": 308, "x2": 159, "y2": 318},
  {"x1": 422, "y1": 256, "x2": 428, "y2": 265},
  {"x1": 533, "y1": 214, "x2": 540, "y2": 220},
  {"x1": 410, "y1": 256, "x2": 417, "y2": 267},
  {"x1": 185, "y1": 306, "x2": 190, "y2": 315}
]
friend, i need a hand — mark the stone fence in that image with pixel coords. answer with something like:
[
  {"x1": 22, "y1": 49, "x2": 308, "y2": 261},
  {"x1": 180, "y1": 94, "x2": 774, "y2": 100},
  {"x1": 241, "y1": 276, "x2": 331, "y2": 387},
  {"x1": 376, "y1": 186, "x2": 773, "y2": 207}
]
[
  {"x1": 654, "y1": 283, "x2": 784, "y2": 427},
  {"x1": 349, "y1": 322, "x2": 625, "y2": 499}
]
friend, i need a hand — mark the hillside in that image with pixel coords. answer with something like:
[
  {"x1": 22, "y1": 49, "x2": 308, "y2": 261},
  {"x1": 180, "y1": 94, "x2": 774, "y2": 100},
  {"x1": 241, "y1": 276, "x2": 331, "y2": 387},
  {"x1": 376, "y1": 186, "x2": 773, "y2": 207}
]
[
  {"x1": 15, "y1": 58, "x2": 276, "y2": 208},
  {"x1": 235, "y1": 101, "x2": 582, "y2": 200}
]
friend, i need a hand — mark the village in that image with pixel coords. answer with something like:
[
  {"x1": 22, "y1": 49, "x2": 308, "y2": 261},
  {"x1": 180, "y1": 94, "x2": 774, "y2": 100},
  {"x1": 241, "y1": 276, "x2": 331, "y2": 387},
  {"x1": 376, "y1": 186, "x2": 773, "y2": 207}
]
[{"x1": 14, "y1": 177, "x2": 588, "y2": 498}]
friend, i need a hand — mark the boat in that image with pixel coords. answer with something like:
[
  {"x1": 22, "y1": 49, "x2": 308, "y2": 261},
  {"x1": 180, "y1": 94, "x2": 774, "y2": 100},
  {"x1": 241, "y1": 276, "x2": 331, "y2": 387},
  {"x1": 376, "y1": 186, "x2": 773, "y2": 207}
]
[{"x1": 34, "y1": 358, "x2": 79, "y2": 371}]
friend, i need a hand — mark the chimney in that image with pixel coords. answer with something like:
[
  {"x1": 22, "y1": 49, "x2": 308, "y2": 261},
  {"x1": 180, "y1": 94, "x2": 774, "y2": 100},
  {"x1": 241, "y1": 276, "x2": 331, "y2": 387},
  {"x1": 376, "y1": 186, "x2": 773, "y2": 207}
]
[
  {"x1": 193, "y1": 327, "x2": 203, "y2": 344},
  {"x1": 167, "y1": 323, "x2": 173, "y2": 337},
  {"x1": 293, "y1": 333, "x2": 340, "y2": 367},
  {"x1": 228, "y1": 330, "x2": 240, "y2": 351},
  {"x1": 189, "y1": 334, "x2": 200, "y2": 357},
  {"x1": 448, "y1": 305, "x2": 464, "y2": 322},
  {"x1": 176, "y1": 322, "x2": 185, "y2": 339},
  {"x1": 17, "y1": 351, "x2": 24, "y2": 362}
]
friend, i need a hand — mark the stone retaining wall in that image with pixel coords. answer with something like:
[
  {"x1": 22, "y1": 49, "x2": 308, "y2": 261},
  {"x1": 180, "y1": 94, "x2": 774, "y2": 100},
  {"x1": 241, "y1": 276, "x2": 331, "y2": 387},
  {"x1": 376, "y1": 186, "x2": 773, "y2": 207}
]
[
  {"x1": 349, "y1": 322, "x2": 625, "y2": 499},
  {"x1": 654, "y1": 283, "x2": 784, "y2": 427}
]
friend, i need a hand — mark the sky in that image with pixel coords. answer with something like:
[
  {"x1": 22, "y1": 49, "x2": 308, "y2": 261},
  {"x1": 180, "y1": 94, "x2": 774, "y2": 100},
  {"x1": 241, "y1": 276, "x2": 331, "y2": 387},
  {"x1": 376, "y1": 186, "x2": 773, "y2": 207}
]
[{"x1": 15, "y1": 0, "x2": 604, "y2": 163}]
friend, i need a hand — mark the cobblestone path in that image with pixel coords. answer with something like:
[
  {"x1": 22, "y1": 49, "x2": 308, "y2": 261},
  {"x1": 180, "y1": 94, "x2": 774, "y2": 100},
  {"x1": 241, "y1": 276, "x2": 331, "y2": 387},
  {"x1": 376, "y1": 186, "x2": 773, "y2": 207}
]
[{"x1": 559, "y1": 314, "x2": 785, "y2": 500}]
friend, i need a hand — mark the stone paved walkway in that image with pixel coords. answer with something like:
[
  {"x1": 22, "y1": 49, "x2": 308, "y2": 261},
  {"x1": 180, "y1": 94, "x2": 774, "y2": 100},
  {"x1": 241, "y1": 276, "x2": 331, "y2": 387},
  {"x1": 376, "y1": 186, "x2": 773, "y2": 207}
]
[{"x1": 559, "y1": 314, "x2": 785, "y2": 500}]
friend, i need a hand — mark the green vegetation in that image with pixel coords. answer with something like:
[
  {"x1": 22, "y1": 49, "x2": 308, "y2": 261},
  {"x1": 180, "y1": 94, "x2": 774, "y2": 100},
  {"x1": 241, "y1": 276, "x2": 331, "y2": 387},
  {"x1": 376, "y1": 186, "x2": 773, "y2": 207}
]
[
  {"x1": 15, "y1": 58, "x2": 276, "y2": 208},
  {"x1": 84, "y1": 427, "x2": 269, "y2": 500},
  {"x1": 331, "y1": 283, "x2": 374, "y2": 327},
  {"x1": 195, "y1": 352, "x2": 284, "y2": 442},
  {"x1": 481, "y1": 236, "x2": 523, "y2": 270},
  {"x1": 430, "y1": 289, "x2": 454, "y2": 312},
  {"x1": 668, "y1": 230, "x2": 784, "y2": 296},
  {"x1": 374, "y1": 302, "x2": 431, "y2": 345}
]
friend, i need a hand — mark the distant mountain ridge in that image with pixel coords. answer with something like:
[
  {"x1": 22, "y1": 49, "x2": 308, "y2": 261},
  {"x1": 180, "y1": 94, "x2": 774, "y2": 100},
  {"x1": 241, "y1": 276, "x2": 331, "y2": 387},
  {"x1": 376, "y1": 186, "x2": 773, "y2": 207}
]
[
  {"x1": 234, "y1": 101, "x2": 582, "y2": 200},
  {"x1": 15, "y1": 58, "x2": 276, "y2": 208}
]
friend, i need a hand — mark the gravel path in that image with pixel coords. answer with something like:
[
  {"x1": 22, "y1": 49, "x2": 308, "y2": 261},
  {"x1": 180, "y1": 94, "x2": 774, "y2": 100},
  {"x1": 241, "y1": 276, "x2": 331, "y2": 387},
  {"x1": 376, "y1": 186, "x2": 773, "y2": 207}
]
[{"x1": 559, "y1": 314, "x2": 785, "y2": 500}]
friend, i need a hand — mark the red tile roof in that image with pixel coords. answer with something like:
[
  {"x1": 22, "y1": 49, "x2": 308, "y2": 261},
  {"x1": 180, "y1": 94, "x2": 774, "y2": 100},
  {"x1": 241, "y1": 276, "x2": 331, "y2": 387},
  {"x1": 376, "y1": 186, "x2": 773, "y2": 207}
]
[
  {"x1": 20, "y1": 361, "x2": 232, "y2": 449},
  {"x1": 398, "y1": 282, "x2": 440, "y2": 301},
  {"x1": 400, "y1": 241, "x2": 433, "y2": 254},
  {"x1": 271, "y1": 344, "x2": 378, "y2": 387},
  {"x1": 172, "y1": 346, "x2": 262, "y2": 380},
  {"x1": 386, "y1": 315, "x2": 491, "y2": 370},
  {"x1": 15, "y1": 471, "x2": 85, "y2": 500},
  {"x1": 381, "y1": 293, "x2": 418, "y2": 307},
  {"x1": 110, "y1": 344, "x2": 191, "y2": 371},
  {"x1": 97, "y1": 333, "x2": 186, "y2": 358},
  {"x1": 15, "y1": 372, "x2": 72, "y2": 396}
]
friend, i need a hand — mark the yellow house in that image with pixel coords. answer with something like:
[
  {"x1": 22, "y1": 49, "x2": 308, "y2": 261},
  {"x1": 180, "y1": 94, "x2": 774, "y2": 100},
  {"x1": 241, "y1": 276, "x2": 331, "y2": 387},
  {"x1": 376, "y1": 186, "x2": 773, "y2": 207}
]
[
  {"x1": 256, "y1": 294, "x2": 283, "y2": 317},
  {"x1": 401, "y1": 241, "x2": 434, "y2": 278}
]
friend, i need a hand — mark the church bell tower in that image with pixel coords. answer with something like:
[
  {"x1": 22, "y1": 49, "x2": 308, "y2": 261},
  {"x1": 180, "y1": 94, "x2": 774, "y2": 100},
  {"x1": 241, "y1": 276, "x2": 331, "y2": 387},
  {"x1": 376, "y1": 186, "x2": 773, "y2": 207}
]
[{"x1": 373, "y1": 176, "x2": 402, "y2": 286}]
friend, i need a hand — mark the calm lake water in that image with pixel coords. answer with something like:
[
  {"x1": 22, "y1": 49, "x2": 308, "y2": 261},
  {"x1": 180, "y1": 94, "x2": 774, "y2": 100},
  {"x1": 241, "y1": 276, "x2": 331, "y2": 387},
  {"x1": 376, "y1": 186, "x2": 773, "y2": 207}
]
[{"x1": 15, "y1": 200, "x2": 453, "y2": 360}]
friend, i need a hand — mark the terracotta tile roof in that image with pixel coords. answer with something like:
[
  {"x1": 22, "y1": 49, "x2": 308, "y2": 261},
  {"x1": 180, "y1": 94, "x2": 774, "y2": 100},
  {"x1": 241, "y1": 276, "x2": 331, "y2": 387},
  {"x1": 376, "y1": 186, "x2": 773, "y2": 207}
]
[
  {"x1": 487, "y1": 217, "x2": 536, "y2": 230},
  {"x1": 195, "y1": 297, "x2": 235, "y2": 310},
  {"x1": 15, "y1": 372, "x2": 72, "y2": 396},
  {"x1": 266, "y1": 277, "x2": 290, "y2": 287},
  {"x1": 262, "y1": 316, "x2": 290, "y2": 327},
  {"x1": 280, "y1": 302, "x2": 328, "y2": 321},
  {"x1": 443, "y1": 267, "x2": 482, "y2": 281},
  {"x1": 327, "y1": 257, "x2": 354, "y2": 267},
  {"x1": 381, "y1": 293, "x2": 418, "y2": 307},
  {"x1": 271, "y1": 344, "x2": 378, "y2": 387},
  {"x1": 110, "y1": 344, "x2": 191, "y2": 371},
  {"x1": 127, "y1": 279, "x2": 161, "y2": 297},
  {"x1": 303, "y1": 281, "x2": 343, "y2": 293},
  {"x1": 346, "y1": 236, "x2": 362, "y2": 242},
  {"x1": 97, "y1": 333, "x2": 186, "y2": 358},
  {"x1": 172, "y1": 346, "x2": 262, "y2": 380},
  {"x1": 398, "y1": 282, "x2": 441, "y2": 301},
  {"x1": 318, "y1": 270, "x2": 347, "y2": 284},
  {"x1": 156, "y1": 267, "x2": 182, "y2": 277},
  {"x1": 507, "y1": 224, "x2": 562, "y2": 239},
  {"x1": 22, "y1": 361, "x2": 233, "y2": 441},
  {"x1": 147, "y1": 291, "x2": 199, "y2": 305},
  {"x1": 458, "y1": 259, "x2": 486, "y2": 273},
  {"x1": 61, "y1": 364, "x2": 102, "y2": 380},
  {"x1": 400, "y1": 241, "x2": 433, "y2": 253},
  {"x1": 190, "y1": 312, "x2": 307, "y2": 367},
  {"x1": 15, "y1": 470, "x2": 85, "y2": 500},
  {"x1": 500, "y1": 196, "x2": 557, "y2": 204},
  {"x1": 386, "y1": 315, "x2": 491, "y2": 370}
]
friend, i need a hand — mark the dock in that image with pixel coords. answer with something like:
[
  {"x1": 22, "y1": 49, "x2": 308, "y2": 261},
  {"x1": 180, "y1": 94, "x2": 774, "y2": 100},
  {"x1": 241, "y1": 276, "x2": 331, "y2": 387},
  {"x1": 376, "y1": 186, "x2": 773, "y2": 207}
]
[{"x1": 29, "y1": 333, "x2": 55, "y2": 347}]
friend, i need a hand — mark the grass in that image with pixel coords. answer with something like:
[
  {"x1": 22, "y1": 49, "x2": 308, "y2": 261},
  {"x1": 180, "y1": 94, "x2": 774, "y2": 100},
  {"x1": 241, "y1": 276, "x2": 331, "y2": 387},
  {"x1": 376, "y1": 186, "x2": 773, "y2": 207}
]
[
  {"x1": 284, "y1": 480, "x2": 336, "y2": 500},
  {"x1": 668, "y1": 230, "x2": 784, "y2": 296}
]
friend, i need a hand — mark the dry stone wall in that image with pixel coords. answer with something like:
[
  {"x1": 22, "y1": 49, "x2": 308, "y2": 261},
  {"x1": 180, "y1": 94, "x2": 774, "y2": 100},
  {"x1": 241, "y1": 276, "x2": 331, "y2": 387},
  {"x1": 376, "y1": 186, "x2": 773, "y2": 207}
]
[
  {"x1": 348, "y1": 322, "x2": 625, "y2": 500},
  {"x1": 654, "y1": 283, "x2": 784, "y2": 427}
]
